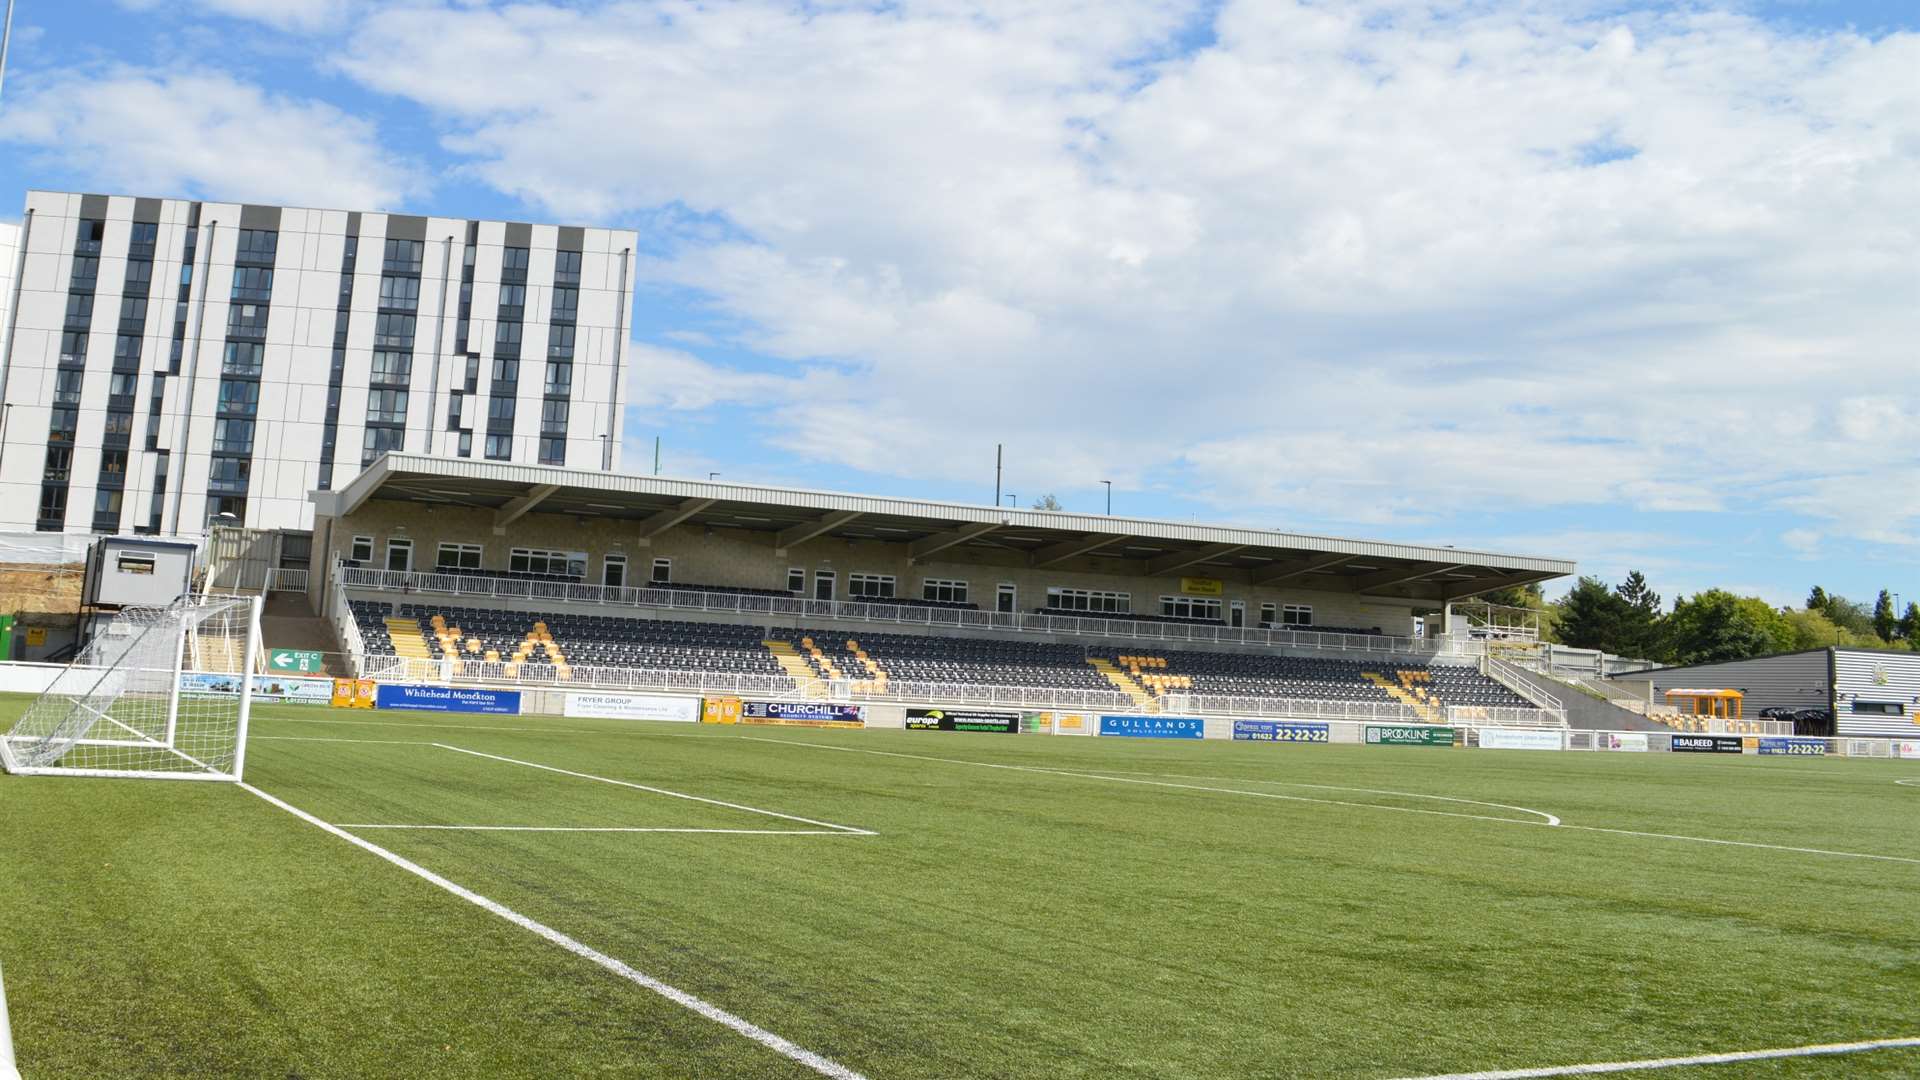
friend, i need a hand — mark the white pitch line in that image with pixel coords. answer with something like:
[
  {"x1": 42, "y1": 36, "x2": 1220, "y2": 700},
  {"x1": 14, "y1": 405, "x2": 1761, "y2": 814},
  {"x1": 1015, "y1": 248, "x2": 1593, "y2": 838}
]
[
  {"x1": 737, "y1": 738, "x2": 1553, "y2": 829},
  {"x1": 1099, "y1": 768, "x2": 1561, "y2": 825},
  {"x1": 336, "y1": 824, "x2": 864, "y2": 835},
  {"x1": 238, "y1": 782, "x2": 869, "y2": 1080},
  {"x1": 252, "y1": 736, "x2": 437, "y2": 745},
  {"x1": 1896, "y1": 778, "x2": 1920, "y2": 787},
  {"x1": 1388, "y1": 1034, "x2": 1920, "y2": 1078},
  {"x1": 434, "y1": 743, "x2": 876, "y2": 836},
  {"x1": 741, "y1": 738, "x2": 1920, "y2": 866}
]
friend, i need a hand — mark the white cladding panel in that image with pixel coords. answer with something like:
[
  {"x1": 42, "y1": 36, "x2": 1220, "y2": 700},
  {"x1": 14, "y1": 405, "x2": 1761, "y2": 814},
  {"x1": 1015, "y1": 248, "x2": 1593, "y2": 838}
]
[{"x1": 1834, "y1": 649, "x2": 1920, "y2": 738}]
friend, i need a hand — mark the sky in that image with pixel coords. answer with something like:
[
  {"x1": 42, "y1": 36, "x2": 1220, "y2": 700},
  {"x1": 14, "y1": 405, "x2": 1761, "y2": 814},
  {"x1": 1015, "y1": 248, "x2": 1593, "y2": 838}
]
[{"x1": 0, "y1": 0, "x2": 1915, "y2": 610}]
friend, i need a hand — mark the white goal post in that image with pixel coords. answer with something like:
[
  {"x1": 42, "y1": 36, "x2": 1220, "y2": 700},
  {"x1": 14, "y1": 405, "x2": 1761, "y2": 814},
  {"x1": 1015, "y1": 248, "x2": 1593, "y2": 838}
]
[
  {"x1": 0, "y1": 595, "x2": 262, "y2": 782},
  {"x1": 0, "y1": 959, "x2": 17, "y2": 1080}
]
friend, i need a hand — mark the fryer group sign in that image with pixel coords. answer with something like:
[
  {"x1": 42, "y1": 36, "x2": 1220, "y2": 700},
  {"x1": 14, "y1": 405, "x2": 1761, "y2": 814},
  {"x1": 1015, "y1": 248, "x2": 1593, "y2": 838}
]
[{"x1": 564, "y1": 693, "x2": 700, "y2": 723}]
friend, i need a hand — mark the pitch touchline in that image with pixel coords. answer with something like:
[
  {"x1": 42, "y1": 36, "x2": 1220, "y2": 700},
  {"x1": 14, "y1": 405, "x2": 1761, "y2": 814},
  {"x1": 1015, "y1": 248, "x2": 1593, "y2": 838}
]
[
  {"x1": 741, "y1": 738, "x2": 1920, "y2": 865},
  {"x1": 1387, "y1": 1034, "x2": 1920, "y2": 1078},
  {"x1": 336, "y1": 824, "x2": 863, "y2": 835},
  {"x1": 238, "y1": 783, "x2": 868, "y2": 1080},
  {"x1": 262, "y1": 717, "x2": 601, "y2": 734},
  {"x1": 433, "y1": 744, "x2": 877, "y2": 836}
]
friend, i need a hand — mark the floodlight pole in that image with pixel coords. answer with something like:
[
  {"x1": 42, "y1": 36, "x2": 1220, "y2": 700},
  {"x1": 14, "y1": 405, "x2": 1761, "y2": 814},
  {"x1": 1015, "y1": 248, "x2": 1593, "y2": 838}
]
[
  {"x1": 994, "y1": 443, "x2": 1002, "y2": 507},
  {"x1": 1101, "y1": 479, "x2": 1111, "y2": 515},
  {"x1": 0, "y1": 0, "x2": 17, "y2": 106}
]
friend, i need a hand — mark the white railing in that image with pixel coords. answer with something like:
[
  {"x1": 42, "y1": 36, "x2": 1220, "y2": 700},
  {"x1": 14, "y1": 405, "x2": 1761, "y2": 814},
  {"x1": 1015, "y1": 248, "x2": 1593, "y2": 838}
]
[
  {"x1": 331, "y1": 576, "x2": 368, "y2": 677},
  {"x1": 1160, "y1": 693, "x2": 1554, "y2": 728},
  {"x1": 334, "y1": 563, "x2": 1436, "y2": 658},
  {"x1": 265, "y1": 568, "x2": 309, "y2": 593},
  {"x1": 1480, "y1": 655, "x2": 1567, "y2": 724}
]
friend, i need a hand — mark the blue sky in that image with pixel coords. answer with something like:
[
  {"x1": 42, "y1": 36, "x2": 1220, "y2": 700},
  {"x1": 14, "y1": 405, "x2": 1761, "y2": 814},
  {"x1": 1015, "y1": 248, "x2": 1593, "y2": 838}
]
[{"x1": 1, "y1": 0, "x2": 1915, "y2": 610}]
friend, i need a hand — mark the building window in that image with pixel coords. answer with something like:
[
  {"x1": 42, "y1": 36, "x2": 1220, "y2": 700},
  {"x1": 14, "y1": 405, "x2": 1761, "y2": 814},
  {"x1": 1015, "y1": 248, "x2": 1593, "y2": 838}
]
[
  {"x1": 367, "y1": 388, "x2": 409, "y2": 424},
  {"x1": 813, "y1": 570, "x2": 836, "y2": 602},
  {"x1": 538, "y1": 437, "x2": 565, "y2": 465},
  {"x1": 540, "y1": 398, "x2": 569, "y2": 434},
  {"x1": 484, "y1": 434, "x2": 511, "y2": 460},
  {"x1": 553, "y1": 249, "x2": 582, "y2": 285},
  {"x1": 378, "y1": 274, "x2": 420, "y2": 311},
  {"x1": 436, "y1": 543, "x2": 483, "y2": 571},
  {"x1": 544, "y1": 361, "x2": 573, "y2": 396},
  {"x1": 362, "y1": 425, "x2": 404, "y2": 464},
  {"x1": 231, "y1": 266, "x2": 274, "y2": 302},
  {"x1": 1260, "y1": 602, "x2": 1277, "y2": 626},
  {"x1": 848, "y1": 573, "x2": 895, "y2": 599},
  {"x1": 235, "y1": 229, "x2": 278, "y2": 264},
  {"x1": 42, "y1": 447, "x2": 72, "y2": 483},
  {"x1": 1281, "y1": 604, "x2": 1313, "y2": 627},
  {"x1": 217, "y1": 380, "x2": 260, "y2": 416},
  {"x1": 1045, "y1": 587, "x2": 1130, "y2": 613},
  {"x1": 374, "y1": 313, "x2": 416, "y2": 348},
  {"x1": 350, "y1": 535, "x2": 374, "y2": 563},
  {"x1": 385, "y1": 538, "x2": 413, "y2": 573},
  {"x1": 383, "y1": 238, "x2": 423, "y2": 274},
  {"x1": 1161, "y1": 596, "x2": 1222, "y2": 621},
  {"x1": 1852, "y1": 701, "x2": 1906, "y2": 715},
  {"x1": 501, "y1": 246, "x2": 530, "y2": 281},
  {"x1": 36, "y1": 485, "x2": 68, "y2": 529},
  {"x1": 370, "y1": 350, "x2": 411, "y2": 384},
  {"x1": 651, "y1": 558, "x2": 671, "y2": 584},
  {"x1": 1230, "y1": 600, "x2": 1245, "y2": 628},
  {"x1": 508, "y1": 548, "x2": 586, "y2": 578},
  {"x1": 457, "y1": 432, "x2": 473, "y2": 458},
  {"x1": 487, "y1": 396, "x2": 516, "y2": 422},
  {"x1": 52, "y1": 369, "x2": 83, "y2": 405},
  {"x1": 208, "y1": 457, "x2": 251, "y2": 493},
  {"x1": 922, "y1": 578, "x2": 968, "y2": 604},
  {"x1": 997, "y1": 583, "x2": 1017, "y2": 614},
  {"x1": 788, "y1": 568, "x2": 806, "y2": 593},
  {"x1": 603, "y1": 555, "x2": 627, "y2": 589},
  {"x1": 551, "y1": 287, "x2": 578, "y2": 320},
  {"x1": 547, "y1": 324, "x2": 575, "y2": 359},
  {"x1": 224, "y1": 342, "x2": 264, "y2": 376}
]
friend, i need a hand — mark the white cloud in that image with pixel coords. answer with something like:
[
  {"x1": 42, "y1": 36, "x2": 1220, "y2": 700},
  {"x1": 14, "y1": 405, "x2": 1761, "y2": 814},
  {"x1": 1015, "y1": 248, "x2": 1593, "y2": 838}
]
[
  {"x1": 0, "y1": 67, "x2": 423, "y2": 210},
  {"x1": 116, "y1": 0, "x2": 354, "y2": 32},
  {"x1": 331, "y1": 1, "x2": 1919, "y2": 541}
]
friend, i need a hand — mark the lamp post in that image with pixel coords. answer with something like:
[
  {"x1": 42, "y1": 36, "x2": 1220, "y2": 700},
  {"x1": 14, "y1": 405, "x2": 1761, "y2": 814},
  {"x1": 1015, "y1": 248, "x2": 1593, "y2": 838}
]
[
  {"x1": 1003, "y1": 494, "x2": 1017, "y2": 507},
  {"x1": 708, "y1": 472, "x2": 721, "y2": 481},
  {"x1": 1100, "y1": 479, "x2": 1111, "y2": 515}
]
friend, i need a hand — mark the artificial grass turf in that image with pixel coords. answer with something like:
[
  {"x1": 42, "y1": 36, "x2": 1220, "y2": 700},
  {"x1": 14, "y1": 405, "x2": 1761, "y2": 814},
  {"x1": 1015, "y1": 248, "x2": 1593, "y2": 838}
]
[{"x1": 1, "y1": 700, "x2": 1917, "y2": 1078}]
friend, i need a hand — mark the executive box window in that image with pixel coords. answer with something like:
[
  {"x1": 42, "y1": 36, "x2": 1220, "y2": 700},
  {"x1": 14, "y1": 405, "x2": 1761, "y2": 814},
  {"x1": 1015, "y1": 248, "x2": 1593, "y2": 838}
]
[
  {"x1": 813, "y1": 570, "x2": 836, "y2": 602},
  {"x1": 509, "y1": 548, "x2": 586, "y2": 579},
  {"x1": 651, "y1": 558, "x2": 671, "y2": 584},
  {"x1": 848, "y1": 573, "x2": 896, "y2": 599},
  {"x1": 787, "y1": 568, "x2": 806, "y2": 593},
  {"x1": 1852, "y1": 701, "x2": 1906, "y2": 715},
  {"x1": 1161, "y1": 596, "x2": 1222, "y2": 621},
  {"x1": 385, "y1": 538, "x2": 413, "y2": 573},
  {"x1": 1281, "y1": 604, "x2": 1313, "y2": 627},
  {"x1": 1046, "y1": 587, "x2": 1130, "y2": 613},
  {"x1": 603, "y1": 555, "x2": 627, "y2": 589},
  {"x1": 997, "y1": 583, "x2": 1017, "y2": 613},
  {"x1": 436, "y1": 543, "x2": 483, "y2": 571},
  {"x1": 922, "y1": 578, "x2": 968, "y2": 604},
  {"x1": 350, "y1": 536, "x2": 375, "y2": 563},
  {"x1": 1260, "y1": 602, "x2": 1277, "y2": 626}
]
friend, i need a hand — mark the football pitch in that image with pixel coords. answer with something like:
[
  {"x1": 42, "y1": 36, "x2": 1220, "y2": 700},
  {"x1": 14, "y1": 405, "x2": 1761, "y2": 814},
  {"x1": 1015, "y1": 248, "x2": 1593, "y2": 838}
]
[{"x1": 3, "y1": 698, "x2": 1918, "y2": 1079}]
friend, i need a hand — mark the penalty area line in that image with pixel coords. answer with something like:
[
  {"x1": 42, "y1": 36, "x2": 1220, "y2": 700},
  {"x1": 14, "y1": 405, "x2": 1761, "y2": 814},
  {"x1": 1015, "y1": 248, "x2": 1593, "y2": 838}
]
[
  {"x1": 237, "y1": 782, "x2": 870, "y2": 1080},
  {"x1": 1387, "y1": 1034, "x2": 1920, "y2": 1079},
  {"x1": 433, "y1": 743, "x2": 876, "y2": 836}
]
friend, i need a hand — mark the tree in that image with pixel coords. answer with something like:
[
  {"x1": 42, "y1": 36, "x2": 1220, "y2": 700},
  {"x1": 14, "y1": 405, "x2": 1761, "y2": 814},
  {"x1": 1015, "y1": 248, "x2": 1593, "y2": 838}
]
[
  {"x1": 1873, "y1": 590, "x2": 1898, "y2": 641},
  {"x1": 1809, "y1": 590, "x2": 1876, "y2": 636},
  {"x1": 1554, "y1": 577, "x2": 1631, "y2": 653},
  {"x1": 1613, "y1": 570, "x2": 1663, "y2": 658},
  {"x1": 1900, "y1": 602, "x2": 1920, "y2": 643},
  {"x1": 1030, "y1": 494, "x2": 1063, "y2": 511},
  {"x1": 1664, "y1": 590, "x2": 1792, "y2": 665}
]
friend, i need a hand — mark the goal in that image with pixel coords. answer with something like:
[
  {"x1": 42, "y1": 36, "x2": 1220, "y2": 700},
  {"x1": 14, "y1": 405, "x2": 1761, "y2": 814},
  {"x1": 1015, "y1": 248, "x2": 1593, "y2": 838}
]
[{"x1": 0, "y1": 595, "x2": 262, "y2": 781}]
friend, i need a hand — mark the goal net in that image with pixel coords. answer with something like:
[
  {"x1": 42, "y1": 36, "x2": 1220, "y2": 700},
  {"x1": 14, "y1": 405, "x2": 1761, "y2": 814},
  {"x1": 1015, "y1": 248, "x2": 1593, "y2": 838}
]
[{"x1": 0, "y1": 596, "x2": 261, "y2": 781}]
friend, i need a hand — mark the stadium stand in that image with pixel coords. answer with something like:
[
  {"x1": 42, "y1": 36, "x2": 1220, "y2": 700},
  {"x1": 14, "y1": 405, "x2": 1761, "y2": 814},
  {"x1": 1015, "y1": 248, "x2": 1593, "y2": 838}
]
[{"x1": 348, "y1": 601, "x2": 1529, "y2": 713}]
